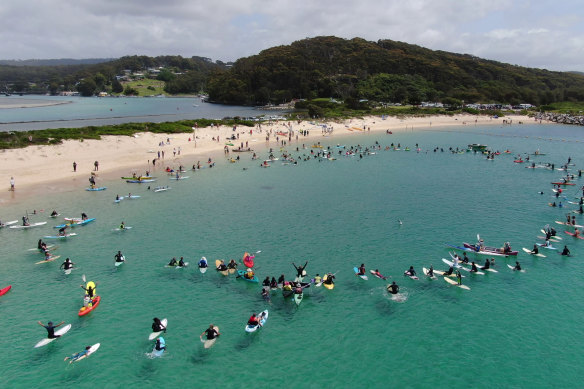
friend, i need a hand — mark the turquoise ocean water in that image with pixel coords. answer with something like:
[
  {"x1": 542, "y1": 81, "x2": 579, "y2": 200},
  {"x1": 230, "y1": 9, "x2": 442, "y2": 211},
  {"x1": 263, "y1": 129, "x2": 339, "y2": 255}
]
[{"x1": 1, "y1": 122, "x2": 584, "y2": 388}]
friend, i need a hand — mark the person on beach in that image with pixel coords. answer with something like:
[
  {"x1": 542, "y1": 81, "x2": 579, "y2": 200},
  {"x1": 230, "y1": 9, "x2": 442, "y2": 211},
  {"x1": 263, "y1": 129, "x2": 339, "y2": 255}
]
[
  {"x1": 64, "y1": 346, "x2": 92, "y2": 363},
  {"x1": 201, "y1": 324, "x2": 219, "y2": 341},
  {"x1": 168, "y1": 257, "x2": 178, "y2": 267},
  {"x1": 10, "y1": 177, "x2": 15, "y2": 191},
  {"x1": 94, "y1": 161, "x2": 99, "y2": 171},
  {"x1": 152, "y1": 318, "x2": 166, "y2": 333},
  {"x1": 387, "y1": 281, "x2": 399, "y2": 294},
  {"x1": 73, "y1": 162, "x2": 77, "y2": 172},
  {"x1": 37, "y1": 320, "x2": 65, "y2": 338},
  {"x1": 60, "y1": 258, "x2": 74, "y2": 271},
  {"x1": 561, "y1": 246, "x2": 571, "y2": 256}
]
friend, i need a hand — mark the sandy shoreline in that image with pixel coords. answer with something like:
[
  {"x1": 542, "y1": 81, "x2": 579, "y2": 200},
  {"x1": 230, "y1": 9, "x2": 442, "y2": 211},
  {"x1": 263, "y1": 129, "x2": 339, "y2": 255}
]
[
  {"x1": 0, "y1": 98, "x2": 72, "y2": 109},
  {"x1": 0, "y1": 113, "x2": 531, "y2": 206}
]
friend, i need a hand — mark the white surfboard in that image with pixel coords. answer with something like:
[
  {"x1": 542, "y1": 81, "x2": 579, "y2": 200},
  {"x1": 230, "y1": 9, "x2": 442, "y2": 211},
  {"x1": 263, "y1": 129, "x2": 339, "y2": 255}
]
[
  {"x1": 148, "y1": 318, "x2": 167, "y2": 341},
  {"x1": 34, "y1": 324, "x2": 72, "y2": 348},
  {"x1": 200, "y1": 326, "x2": 219, "y2": 349},
  {"x1": 444, "y1": 276, "x2": 470, "y2": 290},
  {"x1": 507, "y1": 264, "x2": 526, "y2": 272},
  {"x1": 522, "y1": 247, "x2": 546, "y2": 257},
  {"x1": 422, "y1": 267, "x2": 437, "y2": 279},
  {"x1": 70, "y1": 343, "x2": 100, "y2": 363}
]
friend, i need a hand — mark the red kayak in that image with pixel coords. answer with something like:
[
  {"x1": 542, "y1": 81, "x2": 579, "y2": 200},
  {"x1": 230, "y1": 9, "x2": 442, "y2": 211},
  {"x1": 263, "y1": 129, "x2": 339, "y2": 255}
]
[
  {"x1": 78, "y1": 296, "x2": 101, "y2": 316},
  {"x1": 551, "y1": 182, "x2": 575, "y2": 186},
  {"x1": 514, "y1": 160, "x2": 524, "y2": 163},
  {"x1": 565, "y1": 231, "x2": 584, "y2": 240},
  {"x1": 242, "y1": 252, "x2": 255, "y2": 268},
  {"x1": 463, "y1": 242, "x2": 518, "y2": 256},
  {"x1": 0, "y1": 285, "x2": 11, "y2": 297}
]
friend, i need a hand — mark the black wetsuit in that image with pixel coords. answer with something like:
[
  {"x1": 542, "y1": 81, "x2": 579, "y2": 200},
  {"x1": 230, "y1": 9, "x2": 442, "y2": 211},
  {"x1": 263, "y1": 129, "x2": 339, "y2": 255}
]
[
  {"x1": 387, "y1": 284, "x2": 399, "y2": 294},
  {"x1": 204, "y1": 328, "x2": 218, "y2": 340},
  {"x1": 44, "y1": 324, "x2": 59, "y2": 339}
]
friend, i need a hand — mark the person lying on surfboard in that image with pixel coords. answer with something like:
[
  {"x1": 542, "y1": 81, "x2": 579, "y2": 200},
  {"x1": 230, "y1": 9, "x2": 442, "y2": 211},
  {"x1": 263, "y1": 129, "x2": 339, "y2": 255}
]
[
  {"x1": 372, "y1": 269, "x2": 387, "y2": 280},
  {"x1": 64, "y1": 346, "x2": 92, "y2": 363}
]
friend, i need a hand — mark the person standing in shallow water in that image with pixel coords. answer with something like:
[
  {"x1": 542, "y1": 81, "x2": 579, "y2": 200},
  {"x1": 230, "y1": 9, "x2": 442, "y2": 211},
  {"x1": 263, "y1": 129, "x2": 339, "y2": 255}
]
[
  {"x1": 94, "y1": 161, "x2": 99, "y2": 171},
  {"x1": 73, "y1": 162, "x2": 77, "y2": 172},
  {"x1": 10, "y1": 176, "x2": 15, "y2": 191}
]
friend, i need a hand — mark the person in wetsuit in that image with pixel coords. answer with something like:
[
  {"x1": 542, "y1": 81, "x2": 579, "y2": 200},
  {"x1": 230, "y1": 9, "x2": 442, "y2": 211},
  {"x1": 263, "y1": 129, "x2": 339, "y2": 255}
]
[
  {"x1": 80, "y1": 283, "x2": 97, "y2": 298},
  {"x1": 405, "y1": 266, "x2": 416, "y2": 277},
  {"x1": 470, "y1": 262, "x2": 479, "y2": 272},
  {"x1": 387, "y1": 281, "x2": 399, "y2": 294},
  {"x1": 227, "y1": 259, "x2": 238, "y2": 270},
  {"x1": 561, "y1": 246, "x2": 571, "y2": 256},
  {"x1": 114, "y1": 251, "x2": 124, "y2": 263},
  {"x1": 178, "y1": 257, "x2": 186, "y2": 267},
  {"x1": 60, "y1": 258, "x2": 74, "y2": 270},
  {"x1": 292, "y1": 261, "x2": 308, "y2": 278},
  {"x1": 530, "y1": 245, "x2": 539, "y2": 255},
  {"x1": 201, "y1": 324, "x2": 219, "y2": 340},
  {"x1": 462, "y1": 253, "x2": 470, "y2": 264},
  {"x1": 168, "y1": 257, "x2": 178, "y2": 266},
  {"x1": 270, "y1": 277, "x2": 278, "y2": 288},
  {"x1": 152, "y1": 318, "x2": 166, "y2": 333},
  {"x1": 357, "y1": 263, "x2": 366, "y2": 275},
  {"x1": 324, "y1": 273, "x2": 335, "y2": 285},
  {"x1": 482, "y1": 259, "x2": 490, "y2": 270},
  {"x1": 37, "y1": 320, "x2": 65, "y2": 338},
  {"x1": 427, "y1": 265, "x2": 434, "y2": 277},
  {"x1": 262, "y1": 277, "x2": 270, "y2": 287},
  {"x1": 444, "y1": 266, "x2": 454, "y2": 276},
  {"x1": 513, "y1": 262, "x2": 522, "y2": 271}
]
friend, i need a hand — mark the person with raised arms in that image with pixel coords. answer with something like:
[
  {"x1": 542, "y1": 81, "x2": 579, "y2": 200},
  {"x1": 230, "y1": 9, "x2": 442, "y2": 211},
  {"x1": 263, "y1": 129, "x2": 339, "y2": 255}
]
[
  {"x1": 80, "y1": 282, "x2": 97, "y2": 298},
  {"x1": 292, "y1": 261, "x2": 308, "y2": 279},
  {"x1": 37, "y1": 320, "x2": 65, "y2": 339}
]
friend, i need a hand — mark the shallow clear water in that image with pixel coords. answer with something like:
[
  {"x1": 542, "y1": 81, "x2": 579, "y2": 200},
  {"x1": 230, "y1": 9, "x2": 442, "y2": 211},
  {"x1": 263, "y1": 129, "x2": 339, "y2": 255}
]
[
  {"x1": 0, "y1": 95, "x2": 279, "y2": 131},
  {"x1": 1, "y1": 123, "x2": 583, "y2": 387}
]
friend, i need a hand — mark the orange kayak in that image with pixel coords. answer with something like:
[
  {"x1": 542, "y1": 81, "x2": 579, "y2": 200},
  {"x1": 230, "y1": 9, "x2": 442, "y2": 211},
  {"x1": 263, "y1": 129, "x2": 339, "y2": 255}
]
[{"x1": 78, "y1": 296, "x2": 101, "y2": 316}]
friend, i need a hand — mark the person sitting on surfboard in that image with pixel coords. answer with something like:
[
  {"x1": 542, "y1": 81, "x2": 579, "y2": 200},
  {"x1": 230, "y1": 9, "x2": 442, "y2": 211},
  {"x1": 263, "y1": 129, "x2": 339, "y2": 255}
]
[
  {"x1": 64, "y1": 346, "x2": 92, "y2": 363},
  {"x1": 278, "y1": 274, "x2": 286, "y2": 285},
  {"x1": 404, "y1": 266, "x2": 416, "y2": 277},
  {"x1": 227, "y1": 259, "x2": 238, "y2": 270},
  {"x1": 60, "y1": 258, "x2": 74, "y2": 271},
  {"x1": 481, "y1": 259, "x2": 490, "y2": 270},
  {"x1": 561, "y1": 246, "x2": 571, "y2": 256},
  {"x1": 50, "y1": 210, "x2": 58, "y2": 217},
  {"x1": 119, "y1": 222, "x2": 125, "y2": 230},
  {"x1": 387, "y1": 282, "x2": 399, "y2": 294},
  {"x1": 152, "y1": 318, "x2": 166, "y2": 333},
  {"x1": 513, "y1": 262, "x2": 522, "y2": 271},
  {"x1": 216, "y1": 260, "x2": 227, "y2": 271},
  {"x1": 168, "y1": 257, "x2": 178, "y2": 267},
  {"x1": 81, "y1": 213, "x2": 88, "y2": 221},
  {"x1": 114, "y1": 251, "x2": 124, "y2": 263},
  {"x1": 154, "y1": 338, "x2": 166, "y2": 352},
  {"x1": 270, "y1": 277, "x2": 278, "y2": 288},
  {"x1": 201, "y1": 324, "x2": 219, "y2": 340},
  {"x1": 247, "y1": 313, "x2": 260, "y2": 326},
  {"x1": 178, "y1": 257, "x2": 186, "y2": 267},
  {"x1": 470, "y1": 262, "x2": 479, "y2": 273},
  {"x1": 262, "y1": 277, "x2": 270, "y2": 287},
  {"x1": 444, "y1": 266, "x2": 454, "y2": 276},
  {"x1": 357, "y1": 264, "x2": 366, "y2": 276},
  {"x1": 462, "y1": 253, "x2": 469, "y2": 263},
  {"x1": 530, "y1": 245, "x2": 539, "y2": 255},
  {"x1": 38, "y1": 320, "x2": 65, "y2": 339},
  {"x1": 427, "y1": 266, "x2": 434, "y2": 277},
  {"x1": 198, "y1": 257, "x2": 208, "y2": 268}
]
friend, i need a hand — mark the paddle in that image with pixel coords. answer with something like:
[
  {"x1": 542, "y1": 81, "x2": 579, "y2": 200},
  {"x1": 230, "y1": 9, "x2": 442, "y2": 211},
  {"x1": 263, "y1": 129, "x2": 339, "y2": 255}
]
[{"x1": 82, "y1": 274, "x2": 86, "y2": 283}]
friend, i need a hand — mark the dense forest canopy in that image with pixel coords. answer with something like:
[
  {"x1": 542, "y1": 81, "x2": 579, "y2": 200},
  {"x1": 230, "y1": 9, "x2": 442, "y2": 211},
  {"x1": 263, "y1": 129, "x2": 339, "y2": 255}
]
[{"x1": 2, "y1": 36, "x2": 583, "y2": 106}]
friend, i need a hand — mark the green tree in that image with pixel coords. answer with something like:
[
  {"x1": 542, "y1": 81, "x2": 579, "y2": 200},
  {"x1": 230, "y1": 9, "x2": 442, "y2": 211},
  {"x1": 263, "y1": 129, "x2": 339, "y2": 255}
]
[
  {"x1": 111, "y1": 78, "x2": 124, "y2": 93},
  {"x1": 123, "y1": 85, "x2": 138, "y2": 96},
  {"x1": 77, "y1": 78, "x2": 97, "y2": 96}
]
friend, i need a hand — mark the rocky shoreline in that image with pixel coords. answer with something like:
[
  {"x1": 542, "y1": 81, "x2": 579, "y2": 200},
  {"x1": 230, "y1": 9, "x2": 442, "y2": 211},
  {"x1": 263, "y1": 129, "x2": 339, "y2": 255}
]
[{"x1": 535, "y1": 112, "x2": 584, "y2": 125}]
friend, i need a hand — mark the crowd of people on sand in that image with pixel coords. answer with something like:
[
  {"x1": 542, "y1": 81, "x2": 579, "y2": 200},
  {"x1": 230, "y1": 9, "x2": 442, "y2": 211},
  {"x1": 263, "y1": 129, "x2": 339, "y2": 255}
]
[{"x1": 14, "y1": 127, "x2": 583, "y2": 362}]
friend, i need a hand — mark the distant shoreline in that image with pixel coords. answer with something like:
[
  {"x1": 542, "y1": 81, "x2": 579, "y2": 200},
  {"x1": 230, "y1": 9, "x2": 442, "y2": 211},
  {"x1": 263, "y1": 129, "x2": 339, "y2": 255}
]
[{"x1": 0, "y1": 98, "x2": 72, "y2": 109}]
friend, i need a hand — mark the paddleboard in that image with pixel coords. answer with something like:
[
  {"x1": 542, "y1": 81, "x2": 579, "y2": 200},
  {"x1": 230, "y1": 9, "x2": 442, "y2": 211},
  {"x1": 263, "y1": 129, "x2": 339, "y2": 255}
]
[
  {"x1": 444, "y1": 276, "x2": 470, "y2": 290},
  {"x1": 34, "y1": 324, "x2": 72, "y2": 348},
  {"x1": 1, "y1": 220, "x2": 18, "y2": 227},
  {"x1": 200, "y1": 326, "x2": 219, "y2": 349},
  {"x1": 521, "y1": 247, "x2": 546, "y2": 257},
  {"x1": 10, "y1": 222, "x2": 47, "y2": 229},
  {"x1": 43, "y1": 233, "x2": 77, "y2": 239},
  {"x1": 112, "y1": 226, "x2": 132, "y2": 232},
  {"x1": 64, "y1": 267, "x2": 74, "y2": 275},
  {"x1": 369, "y1": 270, "x2": 388, "y2": 280},
  {"x1": 353, "y1": 267, "x2": 368, "y2": 280},
  {"x1": 85, "y1": 187, "x2": 107, "y2": 191},
  {"x1": 148, "y1": 318, "x2": 167, "y2": 341},
  {"x1": 70, "y1": 343, "x2": 100, "y2": 363},
  {"x1": 36, "y1": 255, "x2": 60, "y2": 264},
  {"x1": 536, "y1": 243, "x2": 557, "y2": 250},
  {"x1": 245, "y1": 310, "x2": 268, "y2": 333},
  {"x1": 565, "y1": 231, "x2": 584, "y2": 240}
]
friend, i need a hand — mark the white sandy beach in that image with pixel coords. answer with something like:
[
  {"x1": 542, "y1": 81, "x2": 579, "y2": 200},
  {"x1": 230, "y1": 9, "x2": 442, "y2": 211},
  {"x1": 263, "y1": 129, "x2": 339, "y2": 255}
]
[{"x1": 0, "y1": 113, "x2": 532, "y2": 205}]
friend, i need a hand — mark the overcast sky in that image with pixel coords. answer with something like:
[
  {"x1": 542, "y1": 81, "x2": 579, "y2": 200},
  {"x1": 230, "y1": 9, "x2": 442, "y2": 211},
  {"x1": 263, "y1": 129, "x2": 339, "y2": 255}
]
[{"x1": 1, "y1": 0, "x2": 583, "y2": 71}]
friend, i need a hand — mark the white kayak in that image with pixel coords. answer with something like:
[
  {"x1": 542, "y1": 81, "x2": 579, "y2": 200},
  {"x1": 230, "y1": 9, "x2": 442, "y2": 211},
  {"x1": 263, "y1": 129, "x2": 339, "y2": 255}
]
[
  {"x1": 245, "y1": 310, "x2": 268, "y2": 333},
  {"x1": 522, "y1": 248, "x2": 546, "y2": 258},
  {"x1": 444, "y1": 276, "x2": 470, "y2": 290},
  {"x1": 148, "y1": 318, "x2": 167, "y2": 340},
  {"x1": 10, "y1": 222, "x2": 47, "y2": 229},
  {"x1": 34, "y1": 324, "x2": 72, "y2": 348},
  {"x1": 200, "y1": 325, "x2": 219, "y2": 349}
]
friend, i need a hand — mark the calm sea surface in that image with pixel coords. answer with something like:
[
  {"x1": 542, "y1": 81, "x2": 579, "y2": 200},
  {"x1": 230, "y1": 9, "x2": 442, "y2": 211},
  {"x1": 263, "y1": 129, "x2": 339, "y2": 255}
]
[
  {"x1": 0, "y1": 95, "x2": 279, "y2": 131},
  {"x1": 1, "y1": 122, "x2": 584, "y2": 388}
]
